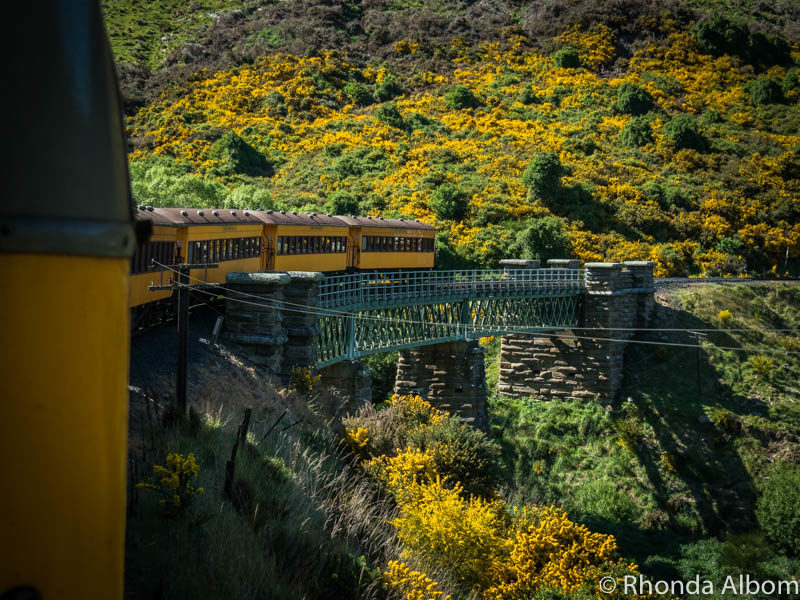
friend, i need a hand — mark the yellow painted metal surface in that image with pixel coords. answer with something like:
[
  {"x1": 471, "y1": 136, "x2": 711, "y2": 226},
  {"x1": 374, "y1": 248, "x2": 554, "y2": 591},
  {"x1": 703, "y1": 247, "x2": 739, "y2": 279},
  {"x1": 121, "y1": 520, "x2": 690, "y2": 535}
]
[
  {"x1": 189, "y1": 256, "x2": 262, "y2": 285},
  {"x1": 129, "y1": 271, "x2": 174, "y2": 307},
  {"x1": 184, "y1": 223, "x2": 264, "y2": 241},
  {"x1": 0, "y1": 253, "x2": 129, "y2": 599},
  {"x1": 357, "y1": 250, "x2": 435, "y2": 270},
  {"x1": 273, "y1": 252, "x2": 348, "y2": 272},
  {"x1": 355, "y1": 226, "x2": 435, "y2": 270}
]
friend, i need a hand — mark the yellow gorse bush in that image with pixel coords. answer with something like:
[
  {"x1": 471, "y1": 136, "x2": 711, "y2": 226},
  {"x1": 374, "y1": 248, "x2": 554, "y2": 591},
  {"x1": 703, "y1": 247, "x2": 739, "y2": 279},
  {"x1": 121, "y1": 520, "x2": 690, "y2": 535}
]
[
  {"x1": 384, "y1": 560, "x2": 451, "y2": 600},
  {"x1": 137, "y1": 452, "x2": 204, "y2": 512},
  {"x1": 486, "y1": 505, "x2": 619, "y2": 598},
  {"x1": 128, "y1": 23, "x2": 800, "y2": 278},
  {"x1": 718, "y1": 309, "x2": 733, "y2": 324}
]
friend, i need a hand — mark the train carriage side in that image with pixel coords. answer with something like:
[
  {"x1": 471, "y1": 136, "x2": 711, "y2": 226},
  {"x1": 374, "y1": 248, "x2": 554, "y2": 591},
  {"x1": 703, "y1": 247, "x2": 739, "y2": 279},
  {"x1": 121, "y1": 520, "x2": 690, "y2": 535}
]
[
  {"x1": 129, "y1": 207, "x2": 180, "y2": 309},
  {"x1": 337, "y1": 216, "x2": 436, "y2": 271},
  {"x1": 165, "y1": 208, "x2": 266, "y2": 284},
  {"x1": 257, "y1": 211, "x2": 350, "y2": 272}
]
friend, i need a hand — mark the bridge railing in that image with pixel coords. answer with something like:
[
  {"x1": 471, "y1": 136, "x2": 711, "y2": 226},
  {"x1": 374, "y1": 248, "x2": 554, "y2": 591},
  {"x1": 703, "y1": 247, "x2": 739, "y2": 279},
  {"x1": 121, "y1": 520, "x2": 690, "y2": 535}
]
[{"x1": 318, "y1": 268, "x2": 584, "y2": 309}]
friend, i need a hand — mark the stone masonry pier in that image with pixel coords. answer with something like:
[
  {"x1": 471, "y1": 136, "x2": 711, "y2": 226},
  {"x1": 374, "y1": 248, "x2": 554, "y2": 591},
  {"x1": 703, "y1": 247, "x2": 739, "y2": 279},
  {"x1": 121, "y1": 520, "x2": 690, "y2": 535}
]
[
  {"x1": 497, "y1": 261, "x2": 655, "y2": 400},
  {"x1": 394, "y1": 340, "x2": 489, "y2": 430},
  {"x1": 222, "y1": 260, "x2": 654, "y2": 421}
]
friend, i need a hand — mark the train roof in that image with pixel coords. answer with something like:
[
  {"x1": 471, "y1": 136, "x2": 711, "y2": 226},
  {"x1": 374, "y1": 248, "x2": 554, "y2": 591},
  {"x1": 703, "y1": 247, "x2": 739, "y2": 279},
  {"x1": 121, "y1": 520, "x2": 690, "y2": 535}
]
[
  {"x1": 254, "y1": 210, "x2": 348, "y2": 227},
  {"x1": 335, "y1": 216, "x2": 436, "y2": 231},
  {"x1": 133, "y1": 207, "x2": 436, "y2": 231},
  {"x1": 134, "y1": 206, "x2": 263, "y2": 226}
]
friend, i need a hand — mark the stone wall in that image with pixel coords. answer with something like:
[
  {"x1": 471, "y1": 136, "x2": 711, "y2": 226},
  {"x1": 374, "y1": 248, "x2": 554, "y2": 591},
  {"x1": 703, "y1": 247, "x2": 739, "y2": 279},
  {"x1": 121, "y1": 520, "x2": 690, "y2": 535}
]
[
  {"x1": 497, "y1": 261, "x2": 655, "y2": 400},
  {"x1": 395, "y1": 340, "x2": 489, "y2": 430}
]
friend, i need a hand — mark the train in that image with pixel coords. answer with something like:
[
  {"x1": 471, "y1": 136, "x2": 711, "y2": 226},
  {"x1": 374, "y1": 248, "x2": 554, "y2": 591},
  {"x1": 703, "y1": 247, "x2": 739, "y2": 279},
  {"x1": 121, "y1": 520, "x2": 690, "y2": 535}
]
[{"x1": 130, "y1": 206, "x2": 436, "y2": 324}]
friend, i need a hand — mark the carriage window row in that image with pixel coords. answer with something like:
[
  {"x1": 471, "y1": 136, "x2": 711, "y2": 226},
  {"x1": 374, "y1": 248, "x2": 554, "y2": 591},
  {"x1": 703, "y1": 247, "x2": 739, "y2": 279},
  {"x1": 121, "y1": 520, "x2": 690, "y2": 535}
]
[
  {"x1": 130, "y1": 241, "x2": 178, "y2": 274},
  {"x1": 277, "y1": 235, "x2": 347, "y2": 255},
  {"x1": 362, "y1": 236, "x2": 434, "y2": 253},
  {"x1": 188, "y1": 237, "x2": 261, "y2": 264}
]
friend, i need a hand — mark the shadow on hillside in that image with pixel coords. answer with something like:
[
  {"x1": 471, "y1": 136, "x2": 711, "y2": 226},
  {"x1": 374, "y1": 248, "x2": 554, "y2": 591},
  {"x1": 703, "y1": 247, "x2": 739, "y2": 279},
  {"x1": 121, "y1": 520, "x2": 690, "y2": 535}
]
[{"x1": 619, "y1": 301, "x2": 761, "y2": 539}]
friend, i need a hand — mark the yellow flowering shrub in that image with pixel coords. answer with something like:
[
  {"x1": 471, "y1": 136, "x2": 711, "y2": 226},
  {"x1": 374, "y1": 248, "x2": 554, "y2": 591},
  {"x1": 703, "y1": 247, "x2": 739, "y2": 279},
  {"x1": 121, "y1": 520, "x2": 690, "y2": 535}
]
[
  {"x1": 137, "y1": 452, "x2": 204, "y2": 513},
  {"x1": 390, "y1": 476, "x2": 507, "y2": 590},
  {"x1": 126, "y1": 22, "x2": 799, "y2": 275},
  {"x1": 486, "y1": 505, "x2": 619, "y2": 598},
  {"x1": 384, "y1": 560, "x2": 451, "y2": 600}
]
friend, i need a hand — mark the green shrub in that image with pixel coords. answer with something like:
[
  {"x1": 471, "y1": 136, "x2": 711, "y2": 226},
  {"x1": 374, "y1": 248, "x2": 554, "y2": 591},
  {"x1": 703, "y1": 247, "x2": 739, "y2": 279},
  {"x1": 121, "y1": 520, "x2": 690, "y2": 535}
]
[
  {"x1": 663, "y1": 115, "x2": 706, "y2": 151},
  {"x1": 784, "y1": 69, "x2": 800, "y2": 94},
  {"x1": 615, "y1": 83, "x2": 654, "y2": 116},
  {"x1": 693, "y1": 14, "x2": 749, "y2": 57},
  {"x1": 514, "y1": 217, "x2": 571, "y2": 261},
  {"x1": 374, "y1": 74, "x2": 403, "y2": 102},
  {"x1": 430, "y1": 183, "x2": 469, "y2": 221},
  {"x1": 362, "y1": 351, "x2": 398, "y2": 403},
  {"x1": 208, "y1": 131, "x2": 272, "y2": 177},
  {"x1": 749, "y1": 32, "x2": 792, "y2": 67},
  {"x1": 552, "y1": 45, "x2": 581, "y2": 69},
  {"x1": 375, "y1": 102, "x2": 404, "y2": 129},
  {"x1": 344, "y1": 81, "x2": 373, "y2": 106},
  {"x1": 756, "y1": 462, "x2": 800, "y2": 555},
  {"x1": 518, "y1": 84, "x2": 539, "y2": 105},
  {"x1": 619, "y1": 116, "x2": 653, "y2": 146},
  {"x1": 522, "y1": 151, "x2": 564, "y2": 202},
  {"x1": 332, "y1": 147, "x2": 387, "y2": 179},
  {"x1": 573, "y1": 480, "x2": 640, "y2": 522},
  {"x1": 405, "y1": 112, "x2": 440, "y2": 132},
  {"x1": 406, "y1": 417, "x2": 503, "y2": 499},
  {"x1": 444, "y1": 85, "x2": 479, "y2": 109},
  {"x1": 747, "y1": 77, "x2": 785, "y2": 106},
  {"x1": 325, "y1": 190, "x2": 359, "y2": 215}
]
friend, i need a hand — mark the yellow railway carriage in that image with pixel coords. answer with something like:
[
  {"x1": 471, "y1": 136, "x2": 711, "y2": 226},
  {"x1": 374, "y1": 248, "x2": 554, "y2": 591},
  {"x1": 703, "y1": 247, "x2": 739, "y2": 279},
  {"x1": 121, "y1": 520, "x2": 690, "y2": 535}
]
[
  {"x1": 2, "y1": 2, "x2": 135, "y2": 597},
  {"x1": 257, "y1": 210, "x2": 350, "y2": 272},
  {"x1": 129, "y1": 207, "x2": 180, "y2": 310},
  {"x1": 169, "y1": 208, "x2": 266, "y2": 284},
  {"x1": 337, "y1": 216, "x2": 436, "y2": 271}
]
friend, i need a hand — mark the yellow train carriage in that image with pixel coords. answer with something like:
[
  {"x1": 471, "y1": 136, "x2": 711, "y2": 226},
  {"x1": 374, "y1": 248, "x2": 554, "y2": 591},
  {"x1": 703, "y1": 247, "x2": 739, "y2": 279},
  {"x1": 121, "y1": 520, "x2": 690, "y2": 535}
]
[
  {"x1": 337, "y1": 216, "x2": 436, "y2": 271},
  {"x1": 136, "y1": 208, "x2": 266, "y2": 288},
  {"x1": 2, "y1": 2, "x2": 134, "y2": 597},
  {"x1": 257, "y1": 211, "x2": 350, "y2": 272},
  {"x1": 129, "y1": 207, "x2": 179, "y2": 309}
]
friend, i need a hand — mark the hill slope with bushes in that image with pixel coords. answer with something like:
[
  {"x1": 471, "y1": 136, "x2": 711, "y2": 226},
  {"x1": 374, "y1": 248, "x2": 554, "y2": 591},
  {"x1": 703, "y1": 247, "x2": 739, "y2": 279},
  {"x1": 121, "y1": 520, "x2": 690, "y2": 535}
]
[{"x1": 107, "y1": 0, "x2": 800, "y2": 276}]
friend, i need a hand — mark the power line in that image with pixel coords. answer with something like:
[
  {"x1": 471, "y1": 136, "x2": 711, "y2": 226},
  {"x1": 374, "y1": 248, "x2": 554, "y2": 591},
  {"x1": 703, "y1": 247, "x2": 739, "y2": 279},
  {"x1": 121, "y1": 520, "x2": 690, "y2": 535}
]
[
  {"x1": 171, "y1": 278, "x2": 800, "y2": 357},
  {"x1": 151, "y1": 262, "x2": 800, "y2": 336}
]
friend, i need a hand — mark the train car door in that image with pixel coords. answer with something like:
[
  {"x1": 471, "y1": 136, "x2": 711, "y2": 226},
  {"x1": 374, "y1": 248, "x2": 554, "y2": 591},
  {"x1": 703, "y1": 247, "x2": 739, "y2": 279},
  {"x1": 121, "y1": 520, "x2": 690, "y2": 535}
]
[{"x1": 348, "y1": 232, "x2": 360, "y2": 269}]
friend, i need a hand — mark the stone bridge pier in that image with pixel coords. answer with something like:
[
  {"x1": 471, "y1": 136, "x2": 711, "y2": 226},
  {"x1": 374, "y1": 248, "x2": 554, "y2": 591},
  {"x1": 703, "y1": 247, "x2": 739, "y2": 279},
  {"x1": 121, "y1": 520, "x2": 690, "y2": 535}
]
[
  {"x1": 394, "y1": 340, "x2": 489, "y2": 430},
  {"x1": 223, "y1": 271, "x2": 372, "y2": 407},
  {"x1": 498, "y1": 261, "x2": 655, "y2": 400}
]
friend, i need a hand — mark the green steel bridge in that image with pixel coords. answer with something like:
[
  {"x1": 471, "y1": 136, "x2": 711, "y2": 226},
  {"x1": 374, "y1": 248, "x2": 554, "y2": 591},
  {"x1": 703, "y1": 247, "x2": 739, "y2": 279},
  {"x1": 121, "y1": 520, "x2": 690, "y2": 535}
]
[{"x1": 315, "y1": 268, "x2": 585, "y2": 368}]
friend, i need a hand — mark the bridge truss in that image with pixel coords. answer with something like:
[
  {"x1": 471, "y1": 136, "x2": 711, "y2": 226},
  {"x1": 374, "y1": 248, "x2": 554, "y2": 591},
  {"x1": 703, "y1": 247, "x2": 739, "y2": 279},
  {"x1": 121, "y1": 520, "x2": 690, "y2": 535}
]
[{"x1": 315, "y1": 269, "x2": 585, "y2": 368}]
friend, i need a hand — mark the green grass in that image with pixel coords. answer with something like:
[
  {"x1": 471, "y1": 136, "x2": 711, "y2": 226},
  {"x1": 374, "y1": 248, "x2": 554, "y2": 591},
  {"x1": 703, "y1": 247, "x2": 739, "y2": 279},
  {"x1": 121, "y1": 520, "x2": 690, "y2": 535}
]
[
  {"x1": 489, "y1": 283, "x2": 800, "y2": 579},
  {"x1": 126, "y1": 404, "x2": 394, "y2": 599},
  {"x1": 102, "y1": 0, "x2": 250, "y2": 69}
]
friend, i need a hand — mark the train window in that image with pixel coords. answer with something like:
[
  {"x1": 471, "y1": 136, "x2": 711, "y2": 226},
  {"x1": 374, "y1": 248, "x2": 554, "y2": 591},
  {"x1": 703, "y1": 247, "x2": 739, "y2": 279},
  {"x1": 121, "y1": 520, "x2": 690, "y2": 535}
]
[
  {"x1": 314, "y1": 236, "x2": 321, "y2": 254},
  {"x1": 362, "y1": 237, "x2": 368, "y2": 251}
]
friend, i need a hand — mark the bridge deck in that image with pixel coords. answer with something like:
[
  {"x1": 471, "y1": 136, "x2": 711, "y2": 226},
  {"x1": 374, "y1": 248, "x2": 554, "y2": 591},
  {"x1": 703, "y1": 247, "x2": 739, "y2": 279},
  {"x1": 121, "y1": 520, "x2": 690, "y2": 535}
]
[
  {"x1": 319, "y1": 268, "x2": 584, "y2": 310},
  {"x1": 315, "y1": 269, "x2": 585, "y2": 367}
]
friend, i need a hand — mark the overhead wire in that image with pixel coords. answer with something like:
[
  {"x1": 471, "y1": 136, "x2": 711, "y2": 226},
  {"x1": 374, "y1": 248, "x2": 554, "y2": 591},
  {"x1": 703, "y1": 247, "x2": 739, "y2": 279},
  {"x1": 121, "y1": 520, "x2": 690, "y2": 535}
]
[
  {"x1": 151, "y1": 261, "x2": 800, "y2": 335},
  {"x1": 158, "y1": 269, "x2": 800, "y2": 357}
]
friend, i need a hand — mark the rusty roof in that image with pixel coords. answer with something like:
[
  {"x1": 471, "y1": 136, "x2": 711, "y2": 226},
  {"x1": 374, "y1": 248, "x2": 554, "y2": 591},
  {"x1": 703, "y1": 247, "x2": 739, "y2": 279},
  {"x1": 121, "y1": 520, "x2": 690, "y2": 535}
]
[
  {"x1": 133, "y1": 207, "x2": 436, "y2": 231},
  {"x1": 134, "y1": 206, "x2": 264, "y2": 226},
  {"x1": 254, "y1": 210, "x2": 349, "y2": 227},
  {"x1": 335, "y1": 216, "x2": 436, "y2": 230}
]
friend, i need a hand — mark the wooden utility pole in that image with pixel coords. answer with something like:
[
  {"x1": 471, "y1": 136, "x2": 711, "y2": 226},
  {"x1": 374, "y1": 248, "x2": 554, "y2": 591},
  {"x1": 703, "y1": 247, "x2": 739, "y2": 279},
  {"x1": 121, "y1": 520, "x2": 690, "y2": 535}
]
[
  {"x1": 149, "y1": 261, "x2": 218, "y2": 416},
  {"x1": 688, "y1": 331, "x2": 708, "y2": 394},
  {"x1": 175, "y1": 265, "x2": 190, "y2": 415}
]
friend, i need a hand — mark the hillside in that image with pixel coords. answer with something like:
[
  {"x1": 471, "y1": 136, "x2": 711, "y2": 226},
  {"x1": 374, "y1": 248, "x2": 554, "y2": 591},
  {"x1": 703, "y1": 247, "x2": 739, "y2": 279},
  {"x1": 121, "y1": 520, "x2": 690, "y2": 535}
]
[
  {"x1": 105, "y1": 0, "x2": 800, "y2": 277},
  {"x1": 125, "y1": 284, "x2": 800, "y2": 598}
]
